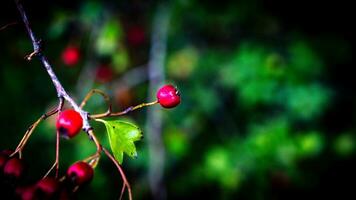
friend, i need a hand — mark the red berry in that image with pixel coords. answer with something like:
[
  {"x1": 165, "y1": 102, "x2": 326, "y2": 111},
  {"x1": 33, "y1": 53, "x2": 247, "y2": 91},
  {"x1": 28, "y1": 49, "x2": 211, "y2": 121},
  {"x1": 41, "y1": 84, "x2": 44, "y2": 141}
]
[
  {"x1": 66, "y1": 161, "x2": 94, "y2": 185},
  {"x1": 0, "y1": 155, "x2": 8, "y2": 169},
  {"x1": 56, "y1": 110, "x2": 83, "y2": 138},
  {"x1": 156, "y1": 84, "x2": 181, "y2": 108},
  {"x1": 0, "y1": 150, "x2": 12, "y2": 169},
  {"x1": 36, "y1": 177, "x2": 60, "y2": 197},
  {"x1": 61, "y1": 46, "x2": 80, "y2": 66},
  {"x1": 3, "y1": 157, "x2": 25, "y2": 179},
  {"x1": 16, "y1": 185, "x2": 37, "y2": 200},
  {"x1": 95, "y1": 65, "x2": 114, "y2": 83}
]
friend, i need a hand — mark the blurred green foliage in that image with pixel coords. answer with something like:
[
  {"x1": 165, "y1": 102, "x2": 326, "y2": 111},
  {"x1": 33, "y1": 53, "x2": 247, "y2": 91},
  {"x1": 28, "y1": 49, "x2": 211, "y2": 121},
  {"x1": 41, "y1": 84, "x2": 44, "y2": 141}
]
[{"x1": 1, "y1": 0, "x2": 354, "y2": 199}]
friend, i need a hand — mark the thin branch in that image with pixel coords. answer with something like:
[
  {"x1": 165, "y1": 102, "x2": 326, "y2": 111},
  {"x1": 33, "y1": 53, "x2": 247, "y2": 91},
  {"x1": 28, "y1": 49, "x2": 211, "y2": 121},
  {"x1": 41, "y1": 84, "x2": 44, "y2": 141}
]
[
  {"x1": 0, "y1": 22, "x2": 18, "y2": 31},
  {"x1": 103, "y1": 147, "x2": 132, "y2": 200},
  {"x1": 83, "y1": 129, "x2": 102, "y2": 168},
  {"x1": 14, "y1": 0, "x2": 91, "y2": 132},
  {"x1": 90, "y1": 100, "x2": 158, "y2": 119},
  {"x1": 10, "y1": 105, "x2": 60, "y2": 158},
  {"x1": 55, "y1": 129, "x2": 60, "y2": 177},
  {"x1": 14, "y1": 2, "x2": 134, "y2": 200},
  {"x1": 55, "y1": 97, "x2": 64, "y2": 177},
  {"x1": 42, "y1": 97, "x2": 64, "y2": 178},
  {"x1": 119, "y1": 183, "x2": 126, "y2": 200},
  {"x1": 80, "y1": 89, "x2": 112, "y2": 114}
]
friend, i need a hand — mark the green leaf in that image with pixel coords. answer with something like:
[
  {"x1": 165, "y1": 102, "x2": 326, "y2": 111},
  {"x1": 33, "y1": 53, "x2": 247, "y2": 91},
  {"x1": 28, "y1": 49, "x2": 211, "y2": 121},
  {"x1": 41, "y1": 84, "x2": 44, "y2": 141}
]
[{"x1": 96, "y1": 119, "x2": 142, "y2": 164}]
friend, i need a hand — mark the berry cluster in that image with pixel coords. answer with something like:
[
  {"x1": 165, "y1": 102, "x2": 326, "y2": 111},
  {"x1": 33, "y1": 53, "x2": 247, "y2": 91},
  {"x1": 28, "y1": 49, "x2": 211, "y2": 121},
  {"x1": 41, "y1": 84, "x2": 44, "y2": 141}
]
[
  {"x1": 6, "y1": 2, "x2": 182, "y2": 200},
  {"x1": 1, "y1": 150, "x2": 93, "y2": 200},
  {"x1": 1, "y1": 84, "x2": 180, "y2": 200}
]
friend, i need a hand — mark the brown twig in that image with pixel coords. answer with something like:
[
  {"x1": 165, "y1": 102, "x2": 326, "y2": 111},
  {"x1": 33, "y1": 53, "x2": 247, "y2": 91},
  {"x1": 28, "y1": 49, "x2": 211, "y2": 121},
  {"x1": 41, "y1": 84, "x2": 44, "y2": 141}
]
[
  {"x1": 80, "y1": 89, "x2": 111, "y2": 110},
  {"x1": 119, "y1": 183, "x2": 126, "y2": 200},
  {"x1": 103, "y1": 147, "x2": 132, "y2": 200},
  {"x1": 0, "y1": 22, "x2": 18, "y2": 31},
  {"x1": 83, "y1": 129, "x2": 102, "y2": 168},
  {"x1": 90, "y1": 100, "x2": 158, "y2": 119},
  {"x1": 43, "y1": 98, "x2": 64, "y2": 178},
  {"x1": 80, "y1": 89, "x2": 113, "y2": 120},
  {"x1": 10, "y1": 105, "x2": 60, "y2": 158},
  {"x1": 14, "y1": 0, "x2": 91, "y2": 132},
  {"x1": 14, "y1": 1, "x2": 138, "y2": 199}
]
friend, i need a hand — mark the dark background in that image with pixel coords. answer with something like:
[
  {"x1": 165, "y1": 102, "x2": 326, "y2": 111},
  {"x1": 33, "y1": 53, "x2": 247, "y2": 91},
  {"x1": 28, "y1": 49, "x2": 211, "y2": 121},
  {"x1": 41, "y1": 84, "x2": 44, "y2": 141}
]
[{"x1": 1, "y1": 0, "x2": 355, "y2": 199}]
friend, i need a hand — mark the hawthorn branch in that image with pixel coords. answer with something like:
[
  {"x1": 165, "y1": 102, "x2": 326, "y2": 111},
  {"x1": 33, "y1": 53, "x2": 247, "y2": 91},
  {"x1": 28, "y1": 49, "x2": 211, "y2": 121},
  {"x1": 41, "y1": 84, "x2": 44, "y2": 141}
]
[
  {"x1": 14, "y1": 0, "x2": 91, "y2": 132},
  {"x1": 14, "y1": 1, "x2": 134, "y2": 199}
]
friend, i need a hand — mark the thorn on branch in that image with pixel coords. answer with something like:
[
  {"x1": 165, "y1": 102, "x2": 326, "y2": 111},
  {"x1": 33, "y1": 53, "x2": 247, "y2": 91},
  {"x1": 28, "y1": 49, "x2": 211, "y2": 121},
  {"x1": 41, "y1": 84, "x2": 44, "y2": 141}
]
[
  {"x1": 24, "y1": 39, "x2": 43, "y2": 60},
  {"x1": 24, "y1": 51, "x2": 38, "y2": 61}
]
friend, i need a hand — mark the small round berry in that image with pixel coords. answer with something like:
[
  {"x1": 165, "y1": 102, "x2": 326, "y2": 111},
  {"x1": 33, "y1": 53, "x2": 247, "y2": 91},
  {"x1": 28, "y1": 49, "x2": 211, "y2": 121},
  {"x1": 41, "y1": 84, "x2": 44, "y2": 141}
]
[
  {"x1": 36, "y1": 177, "x2": 60, "y2": 197},
  {"x1": 56, "y1": 110, "x2": 83, "y2": 138},
  {"x1": 0, "y1": 150, "x2": 12, "y2": 169},
  {"x1": 61, "y1": 46, "x2": 80, "y2": 66},
  {"x1": 16, "y1": 185, "x2": 37, "y2": 200},
  {"x1": 156, "y1": 84, "x2": 181, "y2": 108},
  {"x1": 3, "y1": 157, "x2": 25, "y2": 179},
  {"x1": 0, "y1": 154, "x2": 8, "y2": 169},
  {"x1": 66, "y1": 161, "x2": 94, "y2": 185}
]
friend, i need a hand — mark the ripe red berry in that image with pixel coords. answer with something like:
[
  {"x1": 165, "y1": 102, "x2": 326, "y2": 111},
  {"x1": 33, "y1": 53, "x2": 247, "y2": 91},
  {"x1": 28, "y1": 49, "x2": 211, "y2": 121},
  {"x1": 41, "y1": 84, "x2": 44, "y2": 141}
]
[
  {"x1": 16, "y1": 185, "x2": 37, "y2": 200},
  {"x1": 156, "y1": 84, "x2": 181, "y2": 108},
  {"x1": 3, "y1": 157, "x2": 25, "y2": 179},
  {"x1": 0, "y1": 154, "x2": 8, "y2": 169},
  {"x1": 0, "y1": 150, "x2": 12, "y2": 169},
  {"x1": 66, "y1": 161, "x2": 94, "y2": 185},
  {"x1": 56, "y1": 110, "x2": 83, "y2": 138},
  {"x1": 36, "y1": 177, "x2": 60, "y2": 197},
  {"x1": 61, "y1": 46, "x2": 80, "y2": 66}
]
